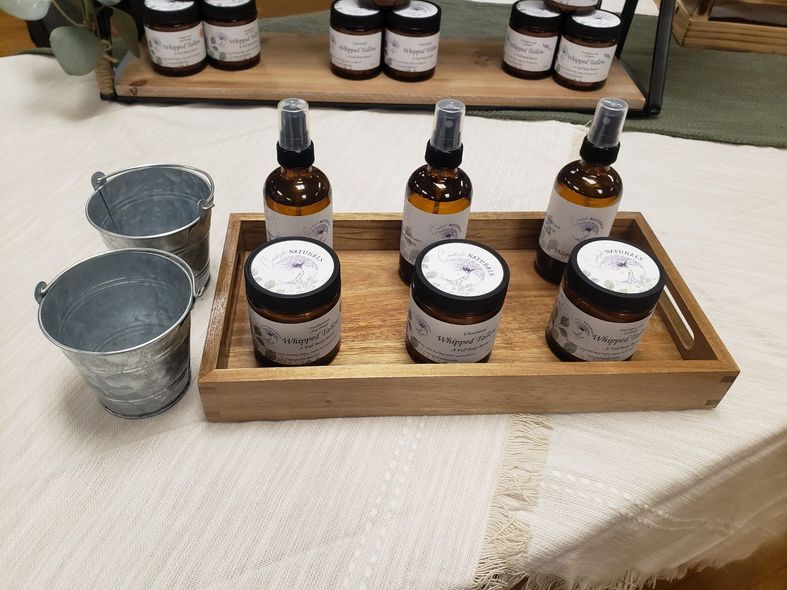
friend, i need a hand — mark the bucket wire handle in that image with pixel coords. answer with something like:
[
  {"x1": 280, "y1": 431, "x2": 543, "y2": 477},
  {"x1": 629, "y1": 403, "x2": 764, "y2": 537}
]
[
  {"x1": 91, "y1": 170, "x2": 120, "y2": 233},
  {"x1": 152, "y1": 249, "x2": 202, "y2": 302}
]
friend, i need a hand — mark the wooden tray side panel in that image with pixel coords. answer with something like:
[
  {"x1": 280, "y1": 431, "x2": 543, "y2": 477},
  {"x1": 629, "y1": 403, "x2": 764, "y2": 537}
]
[
  {"x1": 114, "y1": 33, "x2": 647, "y2": 109},
  {"x1": 198, "y1": 212, "x2": 738, "y2": 421}
]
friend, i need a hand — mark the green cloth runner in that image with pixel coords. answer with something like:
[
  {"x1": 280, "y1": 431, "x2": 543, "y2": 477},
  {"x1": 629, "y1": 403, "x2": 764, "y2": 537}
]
[{"x1": 267, "y1": 0, "x2": 787, "y2": 148}]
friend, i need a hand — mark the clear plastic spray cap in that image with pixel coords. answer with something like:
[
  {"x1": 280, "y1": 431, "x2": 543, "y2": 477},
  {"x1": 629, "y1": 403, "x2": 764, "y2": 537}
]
[
  {"x1": 430, "y1": 98, "x2": 465, "y2": 152},
  {"x1": 278, "y1": 98, "x2": 311, "y2": 152},
  {"x1": 586, "y1": 97, "x2": 628, "y2": 148}
]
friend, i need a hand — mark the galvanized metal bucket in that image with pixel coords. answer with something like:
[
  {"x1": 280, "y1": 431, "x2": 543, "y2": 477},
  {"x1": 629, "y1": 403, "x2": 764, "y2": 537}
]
[
  {"x1": 35, "y1": 249, "x2": 198, "y2": 418},
  {"x1": 85, "y1": 164, "x2": 214, "y2": 295}
]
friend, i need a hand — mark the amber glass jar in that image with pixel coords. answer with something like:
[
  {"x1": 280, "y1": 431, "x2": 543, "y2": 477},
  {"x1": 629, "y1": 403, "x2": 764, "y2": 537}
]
[
  {"x1": 406, "y1": 240, "x2": 510, "y2": 364},
  {"x1": 384, "y1": 0, "x2": 441, "y2": 82},
  {"x1": 553, "y1": 10, "x2": 621, "y2": 91},
  {"x1": 245, "y1": 237, "x2": 341, "y2": 366},
  {"x1": 143, "y1": 0, "x2": 207, "y2": 76},
  {"x1": 502, "y1": 0, "x2": 562, "y2": 79},
  {"x1": 546, "y1": 237, "x2": 665, "y2": 362},
  {"x1": 544, "y1": 0, "x2": 598, "y2": 15},
  {"x1": 201, "y1": 0, "x2": 260, "y2": 70},
  {"x1": 330, "y1": 0, "x2": 384, "y2": 80}
]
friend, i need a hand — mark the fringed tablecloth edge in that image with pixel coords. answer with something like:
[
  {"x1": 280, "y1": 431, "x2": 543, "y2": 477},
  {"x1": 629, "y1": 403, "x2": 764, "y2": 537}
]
[{"x1": 473, "y1": 414, "x2": 553, "y2": 590}]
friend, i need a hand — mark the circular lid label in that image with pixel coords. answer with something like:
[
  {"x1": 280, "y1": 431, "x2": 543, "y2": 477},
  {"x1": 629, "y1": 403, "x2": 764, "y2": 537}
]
[
  {"x1": 420, "y1": 242, "x2": 505, "y2": 297},
  {"x1": 573, "y1": 11, "x2": 622, "y2": 28},
  {"x1": 334, "y1": 0, "x2": 380, "y2": 16},
  {"x1": 576, "y1": 240, "x2": 661, "y2": 294},
  {"x1": 204, "y1": 0, "x2": 252, "y2": 6},
  {"x1": 515, "y1": 0, "x2": 560, "y2": 18},
  {"x1": 144, "y1": 0, "x2": 194, "y2": 11},
  {"x1": 394, "y1": 0, "x2": 438, "y2": 18},
  {"x1": 250, "y1": 239, "x2": 335, "y2": 295}
]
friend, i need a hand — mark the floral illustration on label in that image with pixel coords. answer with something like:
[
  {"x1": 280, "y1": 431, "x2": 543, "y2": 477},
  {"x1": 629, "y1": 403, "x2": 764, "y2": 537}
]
[
  {"x1": 430, "y1": 223, "x2": 461, "y2": 239},
  {"x1": 577, "y1": 243, "x2": 660, "y2": 293},
  {"x1": 421, "y1": 243, "x2": 503, "y2": 297},
  {"x1": 305, "y1": 220, "x2": 331, "y2": 243}
]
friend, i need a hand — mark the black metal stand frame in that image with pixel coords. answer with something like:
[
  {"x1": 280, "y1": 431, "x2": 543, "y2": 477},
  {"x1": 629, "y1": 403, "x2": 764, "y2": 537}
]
[{"x1": 617, "y1": 0, "x2": 675, "y2": 116}]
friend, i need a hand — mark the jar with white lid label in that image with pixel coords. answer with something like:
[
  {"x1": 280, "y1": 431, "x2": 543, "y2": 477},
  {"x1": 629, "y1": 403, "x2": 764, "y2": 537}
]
[
  {"x1": 502, "y1": 0, "x2": 563, "y2": 79},
  {"x1": 143, "y1": 0, "x2": 207, "y2": 76},
  {"x1": 546, "y1": 237, "x2": 665, "y2": 362},
  {"x1": 330, "y1": 0, "x2": 384, "y2": 80},
  {"x1": 553, "y1": 10, "x2": 621, "y2": 91},
  {"x1": 544, "y1": 0, "x2": 598, "y2": 15},
  {"x1": 384, "y1": 0, "x2": 441, "y2": 82},
  {"x1": 245, "y1": 237, "x2": 342, "y2": 366},
  {"x1": 201, "y1": 0, "x2": 260, "y2": 70},
  {"x1": 406, "y1": 240, "x2": 510, "y2": 364}
]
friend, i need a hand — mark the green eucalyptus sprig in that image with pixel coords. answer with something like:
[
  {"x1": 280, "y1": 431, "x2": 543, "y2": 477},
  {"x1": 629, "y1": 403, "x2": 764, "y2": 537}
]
[{"x1": 1, "y1": 0, "x2": 140, "y2": 75}]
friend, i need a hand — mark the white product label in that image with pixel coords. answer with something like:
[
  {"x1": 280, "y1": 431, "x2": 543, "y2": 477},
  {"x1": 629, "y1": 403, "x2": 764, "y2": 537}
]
[
  {"x1": 548, "y1": 289, "x2": 652, "y2": 361},
  {"x1": 574, "y1": 11, "x2": 621, "y2": 28},
  {"x1": 330, "y1": 29, "x2": 382, "y2": 71},
  {"x1": 249, "y1": 301, "x2": 341, "y2": 365},
  {"x1": 575, "y1": 240, "x2": 662, "y2": 293},
  {"x1": 407, "y1": 297, "x2": 502, "y2": 363},
  {"x1": 144, "y1": 24, "x2": 206, "y2": 69},
  {"x1": 394, "y1": 0, "x2": 439, "y2": 18},
  {"x1": 503, "y1": 27, "x2": 558, "y2": 73},
  {"x1": 420, "y1": 242, "x2": 505, "y2": 296},
  {"x1": 538, "y1": 188, "x2": 619, "y2": 263},
  {"x1": 334, "y1": 0, "x2": 380, "y2": 16},
  {"x1": 400, "y1": 200, "x2": 470, "y2": 265},
  {"x1": 384, "y1": 31, "x2": 439, "y2": 73},
  {"x1": 264, "y1": 204, "x2": 333, "y2": 248},
  {"x1": 144, "y1": 0, "x2": 194, "y2": 10},
  {"x1": 204, "y1": 21, "x2": 260, "y2": 62},
  {"x1": 515, "y1": 0, "x2": 561, "y2": 18},
  {"x1": 554, "y1": 38, "x2": 616, "y2": 83},
  {"x1": 551, "y1": 0, "x2": 596, "y2": 7},
  {"x1": 249, "y1": 239, "x2": 335, "y2": 295}
]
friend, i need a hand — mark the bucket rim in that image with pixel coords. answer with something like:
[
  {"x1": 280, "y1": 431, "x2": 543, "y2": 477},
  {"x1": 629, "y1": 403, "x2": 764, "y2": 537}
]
[
  {"x1": 85, "y1": 163, "x2": 215, "y2": 241},
  {"x1": 36, "y1": 248, "x2": 196, "y2": 357}
]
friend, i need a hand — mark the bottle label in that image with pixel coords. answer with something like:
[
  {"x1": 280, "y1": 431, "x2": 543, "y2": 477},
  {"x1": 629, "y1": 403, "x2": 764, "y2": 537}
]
[
  {"x1": 330, "y1": 29, "x2": 382, "y2": 71},
  {"x1": 407, "y1": 297, "x2": 502, "y2": 363},
  {"x1": 264, "y1": 203, "x2": 333, "y2": 248},
  {"x1": 503, "y1": 27, "x2": 558, "y2": 73},
  {"x1": 538, "y1": 188, "x2": 619, "y2": 263},
  {"x1": 248, "y1": 239, "x2": 335, "y2": 295},
  {"x1": 204, "y1": 21, "x2": 260, "y2": 62},
  {"x1": 249, "y1": 301, "x2": 341, "y2": 365},
  {"x1": 420, "y1": 242, "x2": 505, "y2": 296},
  {"x1": 400, "y1": 199, "x2": 470, "y2": 265},
  {"x1": 384, "y1": 31, "x2": 439, "y2": 73},
  {"x1": 554, "y1": 38, "x2": 616, "y2": 83},
  {"x1": 144, "y1": 24, "x2": 206, "y2": 68},
  {"x1": 548, "y1": 289, "x2": 652, "y2": 361}
]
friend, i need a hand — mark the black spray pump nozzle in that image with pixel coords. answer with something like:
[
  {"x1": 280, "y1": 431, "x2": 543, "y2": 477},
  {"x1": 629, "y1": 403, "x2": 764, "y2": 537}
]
[
  {"x1": 425, "y1": 98, "x2": 466, "y2": 168},
  {"x1": 580, "y1": 97, "x2": 629, "y2": 165},
  {"x1": 277, "y1": 97, "x2": 315, "y2": 168}
]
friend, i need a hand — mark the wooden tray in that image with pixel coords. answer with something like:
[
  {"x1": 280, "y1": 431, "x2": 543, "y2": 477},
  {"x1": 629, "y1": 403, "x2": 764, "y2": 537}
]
[
  {"x1": 198, "y1": 212, "x2": 738, "y2": 421},
  {"x1": 114, "y1": 32, "x2": 646, "y2": 110}
]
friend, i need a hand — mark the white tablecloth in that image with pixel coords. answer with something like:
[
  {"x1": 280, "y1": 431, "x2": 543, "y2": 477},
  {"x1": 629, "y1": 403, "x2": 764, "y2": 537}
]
[{"x1": 1, "y1": 54, "x2": 786, "y2": 590}]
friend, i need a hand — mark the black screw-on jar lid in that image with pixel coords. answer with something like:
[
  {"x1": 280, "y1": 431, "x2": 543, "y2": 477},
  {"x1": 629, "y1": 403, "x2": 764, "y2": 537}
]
[
  {"x1": 385, "y1": 0, "x2": 441, "y2": 33},
  {"x1": 143, "y1": 0, "x2": 201, "y2": 26},
  {"x1": 563, "y1": 9, "x2": 622, "y2": 41},
  {"x1": 200, "y1": 0, "x2": 257, "y2": 22},
  {"x1": 245, "y1": 237, "x2": 341, "y2": 315},
  {"x1": 413, "y1": 239, "x2": 510, "y2": 316},
  {"x1": 565, "y1": 237, "x2": 665, "y2": 314},
  {"x1": 331, "y1": 0, "x2": 384, "y2": 30},
  {"x1": 510, "y1": 0, "x2": 562, "y2": 32}
]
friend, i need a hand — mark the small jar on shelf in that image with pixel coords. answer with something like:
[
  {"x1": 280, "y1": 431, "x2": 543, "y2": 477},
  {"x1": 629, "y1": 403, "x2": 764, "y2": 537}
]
[
  {"x1": 502, "y1": 0, "x2": 563, "y2": 80},
  {"x1": 201, "y1": 0, "x2": 261, "y2": 71},
  {"x1": 143, "y1": 0, "x2": 207, "y2": 77},
  {"x1": 553, "y1": 10, "x2": 622, "y2": 91}
]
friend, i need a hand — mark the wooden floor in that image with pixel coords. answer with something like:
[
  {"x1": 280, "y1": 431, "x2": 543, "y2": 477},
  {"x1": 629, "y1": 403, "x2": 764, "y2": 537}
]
[{"x1": 0, "y1": 11, "x2": 32, "y2": 57}]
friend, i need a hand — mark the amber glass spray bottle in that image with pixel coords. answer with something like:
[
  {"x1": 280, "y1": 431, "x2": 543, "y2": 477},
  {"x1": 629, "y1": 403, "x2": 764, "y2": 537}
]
[
  {"x1": 399, "y1": 98, "x2": 472, "y2": 284},
  {"x1": 264, "y1": 98, "x2": 333, "y2": 246},
  {"x1": 535, "y1": 97, "x2": 628, "y2": 283}
]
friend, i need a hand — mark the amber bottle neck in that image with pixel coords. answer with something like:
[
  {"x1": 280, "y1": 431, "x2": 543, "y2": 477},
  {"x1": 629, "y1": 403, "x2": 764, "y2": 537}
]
[
  {"x1": 425, "y1": 164, "x2": 461, "y2": 175},
  {"x1": 578, "y1": 158, "x2": 613, "y2": 172},
  {"x1": 278, "y1": 165, "x2": 314, "y2": 176}
]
